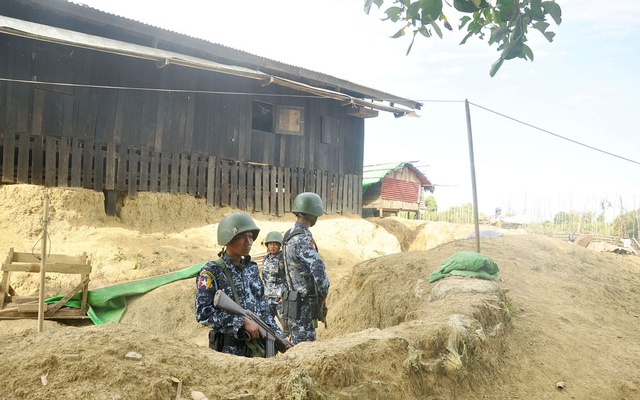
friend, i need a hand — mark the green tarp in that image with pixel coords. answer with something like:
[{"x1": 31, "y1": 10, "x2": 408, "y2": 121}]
[
  {"x1": 429, "y1": 251, "x2": 499, "y2": 283},
  {"x1": 45, "y1": 263, "x2": 204, "y2": 325}
]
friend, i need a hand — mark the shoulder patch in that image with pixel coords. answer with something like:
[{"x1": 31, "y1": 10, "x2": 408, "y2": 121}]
[
  {"x1": 197, "y1": 270, "x2": 214, "y2": 291},
  {"x1": 309, "y1": 240, "x2": 316, "y2": 251}
]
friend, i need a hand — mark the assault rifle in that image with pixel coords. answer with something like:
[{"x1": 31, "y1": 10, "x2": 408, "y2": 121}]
[{"x1": 213, "y1": 290, "x2": 289, "y2": 357}]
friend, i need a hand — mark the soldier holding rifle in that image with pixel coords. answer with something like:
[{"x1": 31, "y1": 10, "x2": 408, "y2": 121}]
[{"x1": 195, "y1": 213, "x2": 293, "y2": 357}]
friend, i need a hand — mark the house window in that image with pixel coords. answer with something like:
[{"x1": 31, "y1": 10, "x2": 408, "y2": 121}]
[
  {"x1": 252, "y1": 100, "x2": 304, "y2": 135},
  {"x1": 275, "y1": 105, "x2": 304, "y2": 135},
  {"x1": 252, "y1": 101, "x2": 274, "y2": 132}
]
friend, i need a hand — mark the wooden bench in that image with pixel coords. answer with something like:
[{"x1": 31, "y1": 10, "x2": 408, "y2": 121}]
[{"x1": 0, "y1": 248, "x2": 91, "y2": 319}]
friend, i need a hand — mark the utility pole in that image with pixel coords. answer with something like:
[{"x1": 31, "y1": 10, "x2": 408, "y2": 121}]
[{"x1": 465, "y1": 100, "x2": 480, "y2": 253}]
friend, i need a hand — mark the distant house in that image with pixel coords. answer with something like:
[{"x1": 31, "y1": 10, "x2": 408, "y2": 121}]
[
  {"x1": 0, "y1": 0, "x2": 421, "y2": 216},
  {"x1": 362, "y1": 162, "x2": 434, "y2": 217}
]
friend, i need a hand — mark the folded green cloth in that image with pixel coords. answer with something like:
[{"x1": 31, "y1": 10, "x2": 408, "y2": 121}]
[{"x1": 429, "y1": 251, "x2": 499, "y2": 283}]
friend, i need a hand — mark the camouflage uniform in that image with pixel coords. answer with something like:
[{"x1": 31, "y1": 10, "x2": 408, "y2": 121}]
[
  {"x1": 261, "y1": 251, "x2": 290, "y2": 335},
  {"x1": 282, "y1": 221, "x2": 330, "y2": 344},
  {"x1": 195, "y1": 254, "x2": 284, "y2": 356},
  {"x1": 261, "y1": 252, "x2": 283, "y2": 310}
]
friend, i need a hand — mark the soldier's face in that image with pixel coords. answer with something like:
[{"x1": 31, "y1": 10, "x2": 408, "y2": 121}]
[
  {"x1": 227, "y1": 232, "x2": 254, "y2": 258},
  {"x1": 267, "y1": 242, "x2": 280, "y2": 255}
]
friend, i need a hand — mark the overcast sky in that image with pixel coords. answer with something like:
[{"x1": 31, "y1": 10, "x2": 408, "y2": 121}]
[{"x1": 74, "y1": 0, "x2": 640, "y2": 221}]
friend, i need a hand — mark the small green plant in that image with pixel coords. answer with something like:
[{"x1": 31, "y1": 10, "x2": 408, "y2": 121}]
[
  {"x1": 133, "y1": 253, "x2": 146, "y2": 270},
  {"x1": 114, "y1": 251, "x2": 126, "y2": 261}
]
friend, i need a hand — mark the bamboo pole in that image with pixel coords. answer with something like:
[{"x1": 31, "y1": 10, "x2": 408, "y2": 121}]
[
  {"x1": 465, "y1": 100, "x2": 480, "y2": 253},
  {"x1": 37, "y1": 196, "x2": 49, "y2": 333}
]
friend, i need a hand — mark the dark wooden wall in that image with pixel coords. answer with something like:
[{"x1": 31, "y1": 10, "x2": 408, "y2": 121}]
[
  {"x1": 0, "y1": 132, "x2": 361, "y2": 215},
  {"x1": 0, "y1": 34, "x2": 364, "y2": 214}
]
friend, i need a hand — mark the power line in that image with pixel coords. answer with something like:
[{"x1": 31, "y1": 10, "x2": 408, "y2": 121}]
[
  {"x1": 413, "y1": 99, "x2": 465, "y2": 104},
  {"x1": 0, "y1": 77, "x2": 325, "y2": 98},
  {"x1": 468, "y1": 101, "x2": 640, "y2": 166},
  {"x1": 0, "y1": 77, "x2": 467, "y2": 103},
  {"x1": 0, "y1": 76, "x2": 637, "y2": 166}
]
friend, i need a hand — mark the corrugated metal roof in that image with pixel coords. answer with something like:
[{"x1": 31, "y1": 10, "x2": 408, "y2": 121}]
[
  {"x1": 362, "y1": 162, "x2": 434, "y2": 194},
  {"x1": 0, "y1": 15, "x2": 415, "y2": 115},
  {"x1": 25, "y1": 0, "x2": 422, "y2": 112},
  {"x1": 363, "y1": 162, "x2": 405, "y2": 186}
]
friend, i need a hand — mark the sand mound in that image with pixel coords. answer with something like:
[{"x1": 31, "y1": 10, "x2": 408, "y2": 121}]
[{"x1": 1, "y1": 185, "x2": 640, "y2": 399}]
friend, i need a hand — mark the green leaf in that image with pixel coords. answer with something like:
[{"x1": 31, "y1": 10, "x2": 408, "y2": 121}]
[
  {"x1": 532, "y1": 21, "x2": 550, "y2": 33},
  {"x1": 422, "y1": 0, "x2": 443, "y2": 23},
  {"x1": 498, "y1": 0, "x2": 517, "y2": 22},
  {"x1": 489, "y1": 57, "x2": 504, "y2": 77},
  {"x1": 417, "y1": 25, "x2": 432, "y2": 38},
  {"x1": 522, "y1": 44, "x2": 534, "y2": 61},
  {"x1": 407, "y1": 1, "x2": 422, "y2": 20},
  {"x1": 384, "y1": 6, "x2": 404, "y2": 22},
  {"x1": 501, "y1": 39, "x2": 524, "y2": 60},
  {"x1": 459, "y1": 16, "x2": 472, "y2": 29},
  {"x1": 490, "y1": 26, "x2": 510, "y2": 44},
  {"x1": 541, "y1": 1, "x2": 562, "y2": 25},
  {"x1": 391, "y1": 26, "x2": 406, "y2": 38},
  {"x1": 471, "y1": 0, "x2": 482, "y2": 7},
  {"x1": 454, "y1": 0, "x2": 478, "y2": 13},
  {"x1": 460, "y1": 30, "x2": 474, "y2": 45},
  {"x1": 543, "y1": 30, "x2": 556, "y2": 42},
  {"x1": 530, "y1": 0, "x2": 544, "y2": 21},
  {"x1": 364, "y1": 0, "x2": 374, "y2": 15},
  {"x1": 430, "y1": 21, "x2": 443, "y2": 39},
  {"x1": 442, "y1": 13, "x2": 453, "y2": 30},
  {"x1": 406, "y1": 31, "x2": 418, "y2": 55}
]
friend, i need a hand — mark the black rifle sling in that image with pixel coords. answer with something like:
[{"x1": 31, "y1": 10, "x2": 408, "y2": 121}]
[{"x1": 214, "y1": 257, "x2": 240, "y2": 304}]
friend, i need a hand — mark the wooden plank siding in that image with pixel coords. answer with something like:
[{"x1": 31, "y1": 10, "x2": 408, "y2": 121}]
[{"x1": 0, "y1": 132, "x2": 361, "y2": 214}]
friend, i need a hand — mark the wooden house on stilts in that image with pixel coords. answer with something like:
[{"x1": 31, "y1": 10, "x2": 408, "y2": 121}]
[
  {"x1": 0, "y1": 0, "x2": 421, "y2": 217},
  {"x1": 362, "y1": 161, "x2": 434, "y2": 218}
]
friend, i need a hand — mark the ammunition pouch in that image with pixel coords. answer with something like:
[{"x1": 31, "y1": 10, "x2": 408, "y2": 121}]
[
  {"x1": 308, "y1": 294, "x2": 322, "y2": 321},
  {"x1": 282, "y1": 290, "x2": 302, "y2": 320},
  {"x1": 209, "y1": 331, "x2": 246, "y2": 352}
]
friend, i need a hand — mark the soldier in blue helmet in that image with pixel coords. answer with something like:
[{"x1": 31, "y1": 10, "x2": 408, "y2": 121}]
[
  {"x1": 195, "y1": 213, "x2": 293, "y2": 356},
  {"x1": 281, "y1": 192, "x2": 330, "y2": 344}
]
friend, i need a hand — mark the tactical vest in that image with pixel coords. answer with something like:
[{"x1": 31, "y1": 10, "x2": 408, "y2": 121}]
[{"x1": 280, "y1": 226, "x2": 318, "y2": 295}]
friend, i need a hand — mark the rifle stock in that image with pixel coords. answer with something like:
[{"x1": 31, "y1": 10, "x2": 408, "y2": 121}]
[{"x1": 213, "y1": 290, "x2": 288, "y2": 356}]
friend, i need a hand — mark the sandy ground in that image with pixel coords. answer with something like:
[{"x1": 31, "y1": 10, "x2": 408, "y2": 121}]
[{"x1": 1, "y1": 185, "x2": 639, "y2": 399}]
